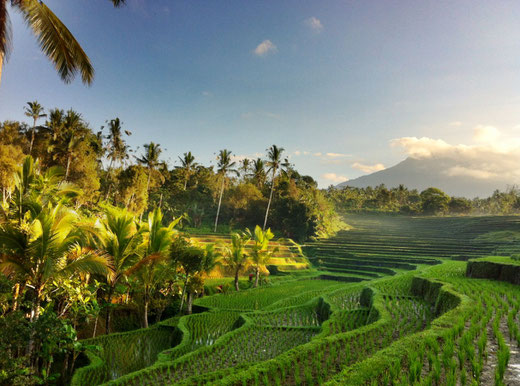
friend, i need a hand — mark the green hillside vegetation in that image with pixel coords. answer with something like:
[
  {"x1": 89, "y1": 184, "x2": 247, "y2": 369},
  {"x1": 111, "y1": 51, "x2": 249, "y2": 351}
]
[{"x1": 328, "y1": 184, "x2": 520, "y2": 215}]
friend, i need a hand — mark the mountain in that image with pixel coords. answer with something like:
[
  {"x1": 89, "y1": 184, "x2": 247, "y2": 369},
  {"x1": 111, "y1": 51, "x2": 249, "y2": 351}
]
[{"x1": 337, "y1": 157, "x2": 518, "y2": 198}]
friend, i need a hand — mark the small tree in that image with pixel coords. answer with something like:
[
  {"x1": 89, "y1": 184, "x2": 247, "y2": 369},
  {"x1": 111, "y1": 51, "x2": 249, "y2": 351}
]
[
  {"x1": 247, "y1": 225, "x2": 278, "y2": 288},
  {"x1": 221, "y1": 232, "x2": 250, "y2": 291}
]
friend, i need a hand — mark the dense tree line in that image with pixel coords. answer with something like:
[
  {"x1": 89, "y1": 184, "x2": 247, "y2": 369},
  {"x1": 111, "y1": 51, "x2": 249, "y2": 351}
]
[
  {"x1": 0, "y1": 102, "x2": 343, "y2": 241},
  {"x1": 327, "y1": 184, "x2": 520, "y2": 215}
]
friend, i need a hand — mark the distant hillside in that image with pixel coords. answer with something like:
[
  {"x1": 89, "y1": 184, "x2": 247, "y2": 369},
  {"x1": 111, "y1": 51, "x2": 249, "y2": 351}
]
[{"x1": 337, "y1": 157, "x2": 518, "y2": 198}]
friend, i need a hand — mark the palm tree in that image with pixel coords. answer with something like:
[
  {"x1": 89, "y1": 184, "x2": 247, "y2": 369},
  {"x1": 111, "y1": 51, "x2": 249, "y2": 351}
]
[
  {"x1": 136, "y1": 142, "x2": 162, "y2": 194},
  {"x1": 127, "y1": 208, "x2": 178, "y2": 328},
  {"x1": 105, "y1": 118, "x2": 130, "y2": 199},
  {"x1": 0, "y1": 205, "x2": 111, "y2": 323},
  {"x1": 0, "y1": 0, "x2": 125, "y2": 87},
  {"x1": 221, "y1": 231, "x2": 250, "y2": 291},
  {"x1": 247, "y1": 225, "x2": 278, "y2": 288},
  {"x1": 61, "y1": 110, "x2": 84, "y2": 180},
  {"x1": 263, "y1": 145, "x2": 284, "y2": 230},
  {"x1": 93, "y1": 206, "x2": 142, "y2": 333},
  {"x1": 176, "y1": 152, "x2": 198, "y2": 190},
  {"x1": 24, "y1": 101, "x2": 46, "y2": 154},
  {"x1": 239, "y1": 158, "x2": 251, "y2": 179},
  {"x1": 214, "y1": 149, "x2": 237, "y2": 232},
  {"x1": 252, "y1": 158, "x2": 266, "y2": 189}
]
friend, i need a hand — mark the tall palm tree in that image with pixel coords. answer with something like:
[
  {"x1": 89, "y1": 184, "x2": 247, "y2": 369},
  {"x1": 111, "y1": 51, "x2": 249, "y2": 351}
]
[
  {"x1": 213, "y1": 149, "x2": 237, "y2": 232},
  {"x1": 105, "y1": 118, "x2": 130, "y2": 199},
  {"x1": 61, "y1": 110, "x2": 84, "y2": 180},
  {"x1": 136, "y1": 142, "x2": 162, "y2": 194},
  {"x1": 252, "y1": 158, "x2": 266, "y2": 189},
  {"x1": 263, "y1": 145, "x2": 284, "y2": 230},
  {"x1": 221, "y1": 231, "x2": 250, "y2": 291},
  {"x1": 176, "y1": 151, "x2": 198, "y2": 190},
  {"x1": 0, "y1": 0, "x2": 125, "y2": 87},
  {"x1": 247, "y1": 225, "x2": 278, "y2": 288},
  {"x1": 239, "y1": 158, "x2": 251, "y2": 179},
  {"x1": 93, "y1": 206, "x2": 142, "y2": 333},
  {"x1": 24, "y1": 101, "x2": 46, "y2": 154}
]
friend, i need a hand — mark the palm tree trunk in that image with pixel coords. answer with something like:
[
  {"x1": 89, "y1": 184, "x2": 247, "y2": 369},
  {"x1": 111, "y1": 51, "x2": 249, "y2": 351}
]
[
  {"x1": 179, "y1": 276, "x2": 189, "y2": 313},
  {"x1": 263, "y1": 169, "x2": 276, "y2": 230},
  {"x1": 0, "y1": 54, "x2": 3, "y2": 87},
  {"x1": 146, "y1": 167, "x2": 152, "y2": 193},
  {"x1": 65, "y1": 154, "x2": 72, "y2": 180},
  {"x1": 105, "y1": 286, "x2": 114, "y2": 334},
  {"x1": 187, "y1": 292, "x2": 193, "y2": 314},
  {"x1": 30, "y1": 120, "x2": 36, "y2": 154},
  {"x1": 234, "y1": 269, "x2": 240, "y2": 291},
  {"x1": 142, "y1": 290, "x2": 149, "y2": 328},
  {"x1": 214, "y1": 178, "x2": 225, "y2": 233},
  {"x1": 254, "y1": 267, "x2": 260, "y2": 288},
  {"x1": 183, "y1": 177, "x2": 187, "y2": 191}
]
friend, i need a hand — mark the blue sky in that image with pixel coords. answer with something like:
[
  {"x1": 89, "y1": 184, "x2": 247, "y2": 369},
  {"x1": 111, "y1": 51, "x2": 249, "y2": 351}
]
[{"x1": 1, "y1": 0, "x2": 520, "y2": 187}]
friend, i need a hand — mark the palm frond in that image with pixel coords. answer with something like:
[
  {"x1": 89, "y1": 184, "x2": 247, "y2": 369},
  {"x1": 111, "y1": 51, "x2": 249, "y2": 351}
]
[
  {"x1": 124, "y1": 252, "x2": 163, "y2": 277},
  {"x1": 0, "y1": 0, "x2": 12, "y2": 61},
  {"x1": 17, "y1": 0, "x2": 94, "y2": 84}
]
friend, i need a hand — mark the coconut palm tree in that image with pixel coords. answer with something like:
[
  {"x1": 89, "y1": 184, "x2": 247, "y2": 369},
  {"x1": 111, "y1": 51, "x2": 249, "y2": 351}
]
[
  {"x1": 239, "y1": 158, "x2": 251, "y2": 179},
  {"x1": 251, "y1": 158, "x2": 266, "y2": 189},
  {"x1": 0, "y1": 204, "x2": 111, "y2": 323},
  {"x1": 214, "y1": 149, "x2": 237, "y2": 233},
  {"x1": 24, "y1": 101, "x2": 46, "y2": 154},
  {"x1": 221, "y1": 231, "x2": 250, "y2": 291},
  {"x1": 93, "y1": 206, "x2": 142, "y2": 333},
  {"x1": 0, "y1": 0, "x2": 125, "y2": 87},
  {"x1": 263, "y1": 145, "x2": 284, "y2": 230},
  {"x1": 176, "y1": 151, "x2": 198, "y2": 190},
  {"x1": 247, "y1": 225, "x2": 278, "y2": 288},
  {"x1": 127, "y1": 208, "x2": 178, "y2": 328},
  {"x1": 136, "y1": 142, "x2": 162, "y2": 194},
  {"x1": 104, "y1": 118, "x2": 130, "y2": 199}
]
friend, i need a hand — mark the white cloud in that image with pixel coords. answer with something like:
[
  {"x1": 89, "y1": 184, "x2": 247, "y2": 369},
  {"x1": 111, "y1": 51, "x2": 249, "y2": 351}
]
[
  {"x1": 449, "y1": 121, "x2": 463, "y2": 127},
  {"x1": 202, "y1": 90, "x2": 212, "y2": 97},
  {"x1": 313, "y1": 152, "x2": 322, "y2": 156},
  {"x1": 253, "y1": 40, "x2": 277, "y2": 56},
  {"x1": 322, "y1": 173, "x2": 348, "y2": 183},
  {"x1": 293, "y1": 150, "x2": 301, "y2": 156},
  {"x1": 326, "y1": 152, "x2": 349, "y2": 158},
  {"x1": 390, "y1": 126, "x2": 520, "y2": 181},
  {"x1": 305, "y1": 17, "x2": 323, "y2": 32},
  {"x1": 351, "y1": 162, "x2": 386, "y2": 173}
]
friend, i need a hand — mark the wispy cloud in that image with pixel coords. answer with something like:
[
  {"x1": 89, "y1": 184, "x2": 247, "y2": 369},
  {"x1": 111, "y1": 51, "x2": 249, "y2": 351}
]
[
  {"x1": 322, "y1": 173, "x2": 348, "y2": 183},
  {"x1": 305, "y1": 17, "x2": 323, "y2": 32},
  {"x1": 202, "y1": 91, "x2": 213, "y2": 97},
  {"x1": 254, "y1": 40, "x2": 277, "y2": 56},
  {"x1": 351, "y1": 162, "x2": 386, "y2": 173}
]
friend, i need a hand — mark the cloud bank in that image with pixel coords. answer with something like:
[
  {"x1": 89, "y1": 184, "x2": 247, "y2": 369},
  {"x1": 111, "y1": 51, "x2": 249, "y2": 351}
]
[{"x1": 391, "y1": 126, "x2": 520, "y2": 181}]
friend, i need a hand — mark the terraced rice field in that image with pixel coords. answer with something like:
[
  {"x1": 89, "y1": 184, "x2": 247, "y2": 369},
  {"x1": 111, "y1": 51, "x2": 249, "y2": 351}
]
[
  {"x1": 189, "y1": 233, "x2": 310, "y2": 274},
  {"x1": 73, "y1": 215, "x2": 520, "y2": 385}
]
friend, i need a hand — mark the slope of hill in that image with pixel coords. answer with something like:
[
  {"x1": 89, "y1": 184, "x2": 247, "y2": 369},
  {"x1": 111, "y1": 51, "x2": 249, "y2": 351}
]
[{"x1": 337, "y1": 156, "x2": 517, "y2": 198}]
